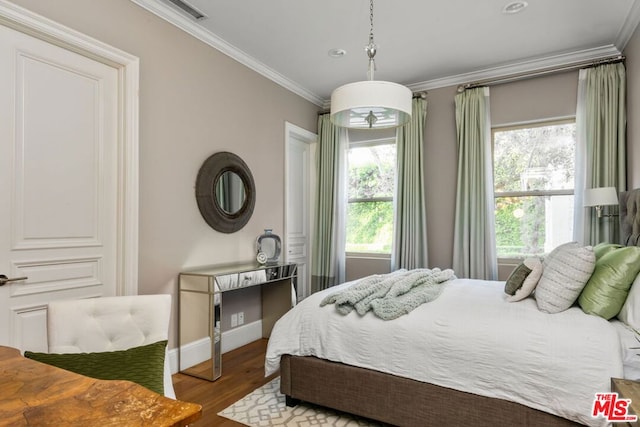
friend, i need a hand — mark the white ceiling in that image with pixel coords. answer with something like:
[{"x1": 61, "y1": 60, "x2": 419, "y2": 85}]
[{"x1": 131, "y1": 0, "x2": 640, "y2": 107}]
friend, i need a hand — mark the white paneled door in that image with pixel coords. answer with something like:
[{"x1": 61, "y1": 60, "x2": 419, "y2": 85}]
[
  {"x1": 0, "y1": 22, "x2": 121, "y2": 351},
  {"x1": 285, "y1": 123, "x2": 316, "y2": 301}
]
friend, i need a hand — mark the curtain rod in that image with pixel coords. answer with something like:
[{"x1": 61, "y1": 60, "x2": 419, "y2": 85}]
[{"x1": 457, "y1": 55, "x2": 625, "y2": 93}]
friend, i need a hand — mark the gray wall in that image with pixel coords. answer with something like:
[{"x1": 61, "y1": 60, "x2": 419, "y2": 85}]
[
  {"x1": 9, "y1": 0, "x2": 319, "y2": 347},
  {"x1": 626, "y1": 21, "x2": 640, "y2": 188}
]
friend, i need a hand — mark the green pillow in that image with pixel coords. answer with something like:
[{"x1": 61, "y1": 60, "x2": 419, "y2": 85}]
[
  {"x1": 25, "y1": 340, "x2": 167, "y2": 395},
  {"x1": 593, "y1": 242, "x2": 623, "y2": 259},
  {"x1": 578, "y1": 247, "x2": 640, "y2": 319}
]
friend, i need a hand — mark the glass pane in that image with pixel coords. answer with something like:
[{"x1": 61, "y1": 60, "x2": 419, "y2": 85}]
[
  {"x1": 348, "y1": 144, "x2": 396, "y2": 199},
  {"x1": 346, "y1": 201, "x2": 393, "y2": 253},
  {"x1": 495, "y1": 195, "x2": 574, "y2": 258},
  {"x1": 494, "y1": 123, "x2": 576, "y2": 193}
]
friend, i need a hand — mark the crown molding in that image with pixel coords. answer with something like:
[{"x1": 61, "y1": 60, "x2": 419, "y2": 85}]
[
  {"x1": 128, "y1": 0, "x2": 324, "y2": 107},
  {"x1": 616, "y1": 0, "x2": 640, "y2": 50},
  {"x1": 407, "y1": 45, "x2": 622, "y2": 93}
]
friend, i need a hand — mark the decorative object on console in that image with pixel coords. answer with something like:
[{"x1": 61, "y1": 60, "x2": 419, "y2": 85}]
[
  {"x1": 195, "y1": 151, "x2": 256, "y2": 233},
  {"x1": 584, "y1": 186, "x2": 619, "y2": 218},
  {"x1": 256, "y1": 251, "x2": 268, "y2": 265},
  {"x1": 257, "y1": 229, "x2": 281, "y2": 264},
  {"x1": 329, "y1": 0, "x2": 412, "y2": 129}
]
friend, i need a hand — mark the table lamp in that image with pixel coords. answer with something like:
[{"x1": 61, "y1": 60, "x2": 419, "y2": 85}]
[{"x1": 583, "y1": 187, "x2": 619, "y2": 218}]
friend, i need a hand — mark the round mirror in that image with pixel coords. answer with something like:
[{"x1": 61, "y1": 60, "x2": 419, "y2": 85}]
[
  {"x1": 215, "y1": 171, "x2": 246, "y2": 214},
  {"x1": 196, "y1": 152, "x2": 255, "y2": 233}
]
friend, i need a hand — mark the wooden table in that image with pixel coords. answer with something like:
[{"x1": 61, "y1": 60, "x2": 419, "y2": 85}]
[
  {"x1": 611, "y1": 378, "x2": 640, "y2": 425},
  {"x1": 0, "y1": 345, "x2": 202, "y2": 426}
]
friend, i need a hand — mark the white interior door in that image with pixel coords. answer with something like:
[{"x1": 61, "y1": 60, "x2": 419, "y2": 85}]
[
  {"x1": 0, "y1": 22, "x2": 120, "y2": 351},
  {"x1": 285, "y1": 122, "x2": 317, "y2": 301}
]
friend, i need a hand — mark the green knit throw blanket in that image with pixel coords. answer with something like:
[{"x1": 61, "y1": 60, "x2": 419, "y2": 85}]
[{"x1": 320, "y1": 268, "x2": 456, "y2": 320}]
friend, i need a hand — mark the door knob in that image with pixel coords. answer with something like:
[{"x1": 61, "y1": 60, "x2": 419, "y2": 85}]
[{"x1": 0, "y1": 275, "x2": 28, "y2": 286}]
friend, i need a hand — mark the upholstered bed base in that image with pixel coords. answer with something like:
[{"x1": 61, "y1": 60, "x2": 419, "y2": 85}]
[{"x1": 280, "y1": 355, "x2": 580, "y2": 426}]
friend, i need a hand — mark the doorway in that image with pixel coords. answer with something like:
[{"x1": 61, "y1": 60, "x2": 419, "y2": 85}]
[{"x1": 284, "y1": 122, "x2": 317, "y2": 301}]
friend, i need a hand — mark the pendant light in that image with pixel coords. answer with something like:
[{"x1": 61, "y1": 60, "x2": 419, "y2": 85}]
[{"x1": 330, "y1": 0, "x2": 412, "y2": 129}]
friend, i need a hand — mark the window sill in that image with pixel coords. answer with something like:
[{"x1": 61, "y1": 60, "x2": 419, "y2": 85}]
[{"x1": 346, "y1": 252, "x2": 391, "y2": 260}]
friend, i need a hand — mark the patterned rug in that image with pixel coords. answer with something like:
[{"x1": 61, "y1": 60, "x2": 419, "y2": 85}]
[{"x1": 218, "y1": 377, "x2": 385, "y2": 426}]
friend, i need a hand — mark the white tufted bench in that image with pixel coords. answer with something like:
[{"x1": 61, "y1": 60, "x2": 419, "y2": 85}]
[{"x1": 47, "y1": 294, "x2": 176, "y2": 399}]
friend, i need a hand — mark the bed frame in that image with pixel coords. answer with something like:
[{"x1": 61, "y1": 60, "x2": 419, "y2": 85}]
[
  {"x1": 280, "y1": 355, "x2": 579, "y2": 426},
  {"x1": 279, "y1": 189, "x2": 640, "y2": 426}
]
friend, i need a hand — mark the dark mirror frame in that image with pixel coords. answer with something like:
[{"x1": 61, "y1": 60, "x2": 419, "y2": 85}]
[{"x1": 195, "y1": 151, "x2": 256, "y2": 233}]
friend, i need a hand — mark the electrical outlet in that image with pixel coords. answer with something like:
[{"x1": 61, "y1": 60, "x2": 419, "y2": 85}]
[
  {"x1": 238, "y1": 311, "x2": 244, "y2": 325},
  {"x1": 231, "y1": 313, "x2": 238, "y2": 327}
]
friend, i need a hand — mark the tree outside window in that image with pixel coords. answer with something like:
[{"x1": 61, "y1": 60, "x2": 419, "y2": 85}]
[
  {"x1": 493, "y1": 120, "x2": 576, "y2": 258},
  {"x1": 346, "y1": 141, "x2": 396, "y2": 254}
]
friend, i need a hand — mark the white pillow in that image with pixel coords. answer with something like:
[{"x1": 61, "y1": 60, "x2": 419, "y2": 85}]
[
  {"x1": 506, "y1": 258, "x2": 543, "y2": 302},
  {"x1": 535, "y1": 242, "x2": 596, "y2": 313},
  {"x1": 618, "y1": 272, "x2": 640, "y2": 331}
]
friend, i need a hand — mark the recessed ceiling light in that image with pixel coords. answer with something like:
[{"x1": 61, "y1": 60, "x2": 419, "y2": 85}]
[
  {"x1": 328, "y1": 48, "x2": 347, "y2": 58},
  {"x1": 502, "y1": 1, "x2": 528, "y2": 14}
]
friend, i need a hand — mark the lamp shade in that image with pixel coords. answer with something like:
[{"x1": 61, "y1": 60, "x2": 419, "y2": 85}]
[
  {"x1": 583, "y1": 187, "x2": 619, "y2": 207},
  {"x1": 330, "y1": 80, "x2": 412, "y2": 129}
]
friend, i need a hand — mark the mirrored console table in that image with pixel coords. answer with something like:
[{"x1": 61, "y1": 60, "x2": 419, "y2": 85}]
[{"x1": 178, "y1": 262, "x2": 297, "y2": 381}]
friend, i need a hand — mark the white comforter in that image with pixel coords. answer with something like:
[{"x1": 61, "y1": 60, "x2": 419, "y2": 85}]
[{"x1": 265, "y1": 278, "x2": 624, "y2": 427}]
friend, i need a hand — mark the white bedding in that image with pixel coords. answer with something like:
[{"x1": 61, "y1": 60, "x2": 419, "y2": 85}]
[
  {"x1": 266, "y1": 278, "x2": 624, "y2": 427},
  {"x1": 611, "y1": 319, "x2": 640, "y2": 380}
]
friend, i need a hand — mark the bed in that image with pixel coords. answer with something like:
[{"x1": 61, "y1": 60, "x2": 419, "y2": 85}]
[{"x1": 265, "y1": 188, "x2": 640, "y2": 427}]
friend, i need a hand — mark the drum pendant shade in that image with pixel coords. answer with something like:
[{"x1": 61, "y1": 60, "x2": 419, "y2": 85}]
[{"x1": 330, "y1": 81, "x2": 412, "y2": 129}]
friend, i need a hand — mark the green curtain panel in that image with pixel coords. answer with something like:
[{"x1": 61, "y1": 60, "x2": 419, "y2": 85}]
[
  {"x1": 311, "y1": 114, "x2": 346, "y2": 293},
  {"x1": 392, "y1": 97, "x2": 428, "y2": 270},
  {"x1": 580, "y1": 63, "x2": 627, "y2": 245},
  {"x1": 452, "y1": 87, "x2": 498, "y2": 280}
]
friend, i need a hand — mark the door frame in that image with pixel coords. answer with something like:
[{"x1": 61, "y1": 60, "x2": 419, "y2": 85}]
[
  {"x1": 284, "y1": 121, "x2": 317, "y2": 300},
  {"x1": 0, "y1": 1, "x2": 140, "y2": 295}
]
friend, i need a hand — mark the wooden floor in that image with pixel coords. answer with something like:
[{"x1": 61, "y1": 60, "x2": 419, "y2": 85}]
[{"x1": 172, "y1": 339, "x2": 278, "y2": 426}]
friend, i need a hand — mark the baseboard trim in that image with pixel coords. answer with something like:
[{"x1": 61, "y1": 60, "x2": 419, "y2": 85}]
[{"x1": 168, "y1": 320, "x2": 262, "y2": 374}]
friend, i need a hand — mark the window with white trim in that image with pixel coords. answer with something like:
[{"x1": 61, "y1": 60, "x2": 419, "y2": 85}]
[
  {"x1": 346, "y1": 138, "x2": 396, "y2": 254},
  {"x1": 493, "y1": 119, "x2": 576, "y2": 259}
]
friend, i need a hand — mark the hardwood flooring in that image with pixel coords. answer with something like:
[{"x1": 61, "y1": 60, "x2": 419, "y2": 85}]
[{"x1": 172, "y1": 339, "x2": 277, "y2": 426}]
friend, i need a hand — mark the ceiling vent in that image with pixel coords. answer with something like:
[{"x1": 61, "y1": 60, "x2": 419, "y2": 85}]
[{"x1": 164, "y1": 0, "x2": 208, "y2": 21}]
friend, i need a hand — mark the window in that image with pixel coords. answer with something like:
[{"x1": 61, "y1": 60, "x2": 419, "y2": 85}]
[
  {"x1": 493, "y1": 120, "x2": 576, "y2": 259},
  {"x1": 346, "y1": 139, "x2": 396, "y2": 254}
]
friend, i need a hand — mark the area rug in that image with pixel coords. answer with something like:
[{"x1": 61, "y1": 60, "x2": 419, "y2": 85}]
[{"x1": 218, "y1": 377, "x2": 386, "y2": 426}]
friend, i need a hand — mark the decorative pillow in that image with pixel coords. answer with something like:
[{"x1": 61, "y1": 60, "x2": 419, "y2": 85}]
[
  {"x1": 504, "y1": 258, "x2": 542, "y2": 301},
  {"x1": 618, "y1": 272, "x2": 640, "y2": 330},
  {"x1": 24, "y1": 340, "x2": 167, "y2": 395},
  {"x1": 579, "y1": 246, "x2": 640, "y2": 319},
  {"x1": 541, "y1": 241, "x2": 576, "y2": 267},
  {"x1": 593, "y1": 242, "x2": 623, "y2": 259},
  {"x1": 535, "y1": 243, "x2": 596, "y2": 313}
]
